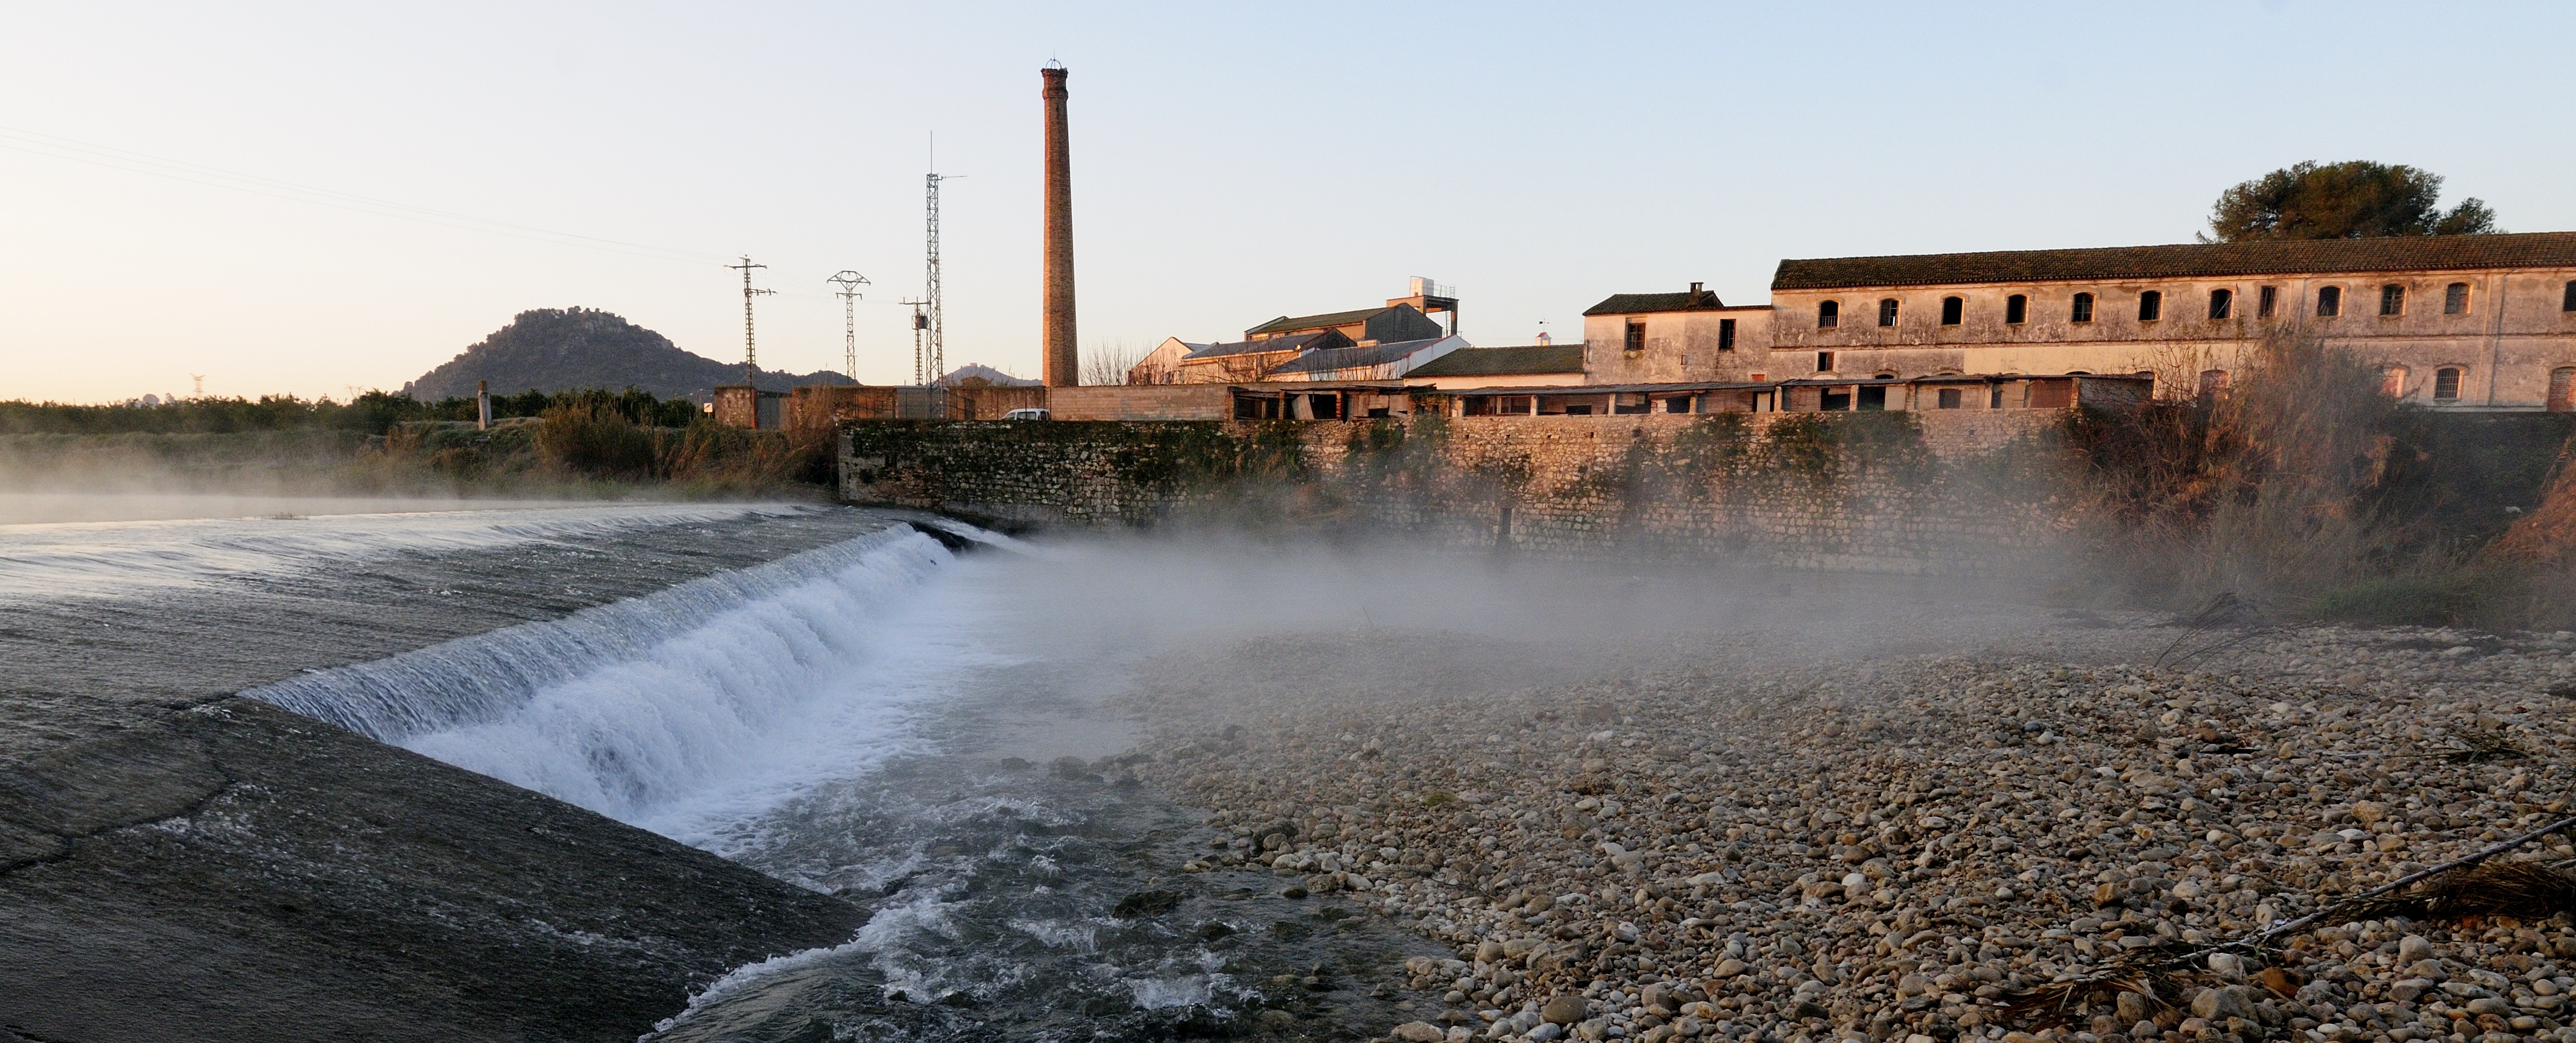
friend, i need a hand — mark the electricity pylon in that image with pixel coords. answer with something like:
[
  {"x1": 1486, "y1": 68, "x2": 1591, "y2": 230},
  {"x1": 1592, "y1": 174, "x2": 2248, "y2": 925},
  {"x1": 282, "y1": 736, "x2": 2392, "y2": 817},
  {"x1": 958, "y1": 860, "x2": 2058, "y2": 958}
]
[
  {"x1": 726, "y1": 256, "x2": 775, "y2": 384},
  {"x1": 827, "y1": 270, "x2": 870, "y2": 381}
]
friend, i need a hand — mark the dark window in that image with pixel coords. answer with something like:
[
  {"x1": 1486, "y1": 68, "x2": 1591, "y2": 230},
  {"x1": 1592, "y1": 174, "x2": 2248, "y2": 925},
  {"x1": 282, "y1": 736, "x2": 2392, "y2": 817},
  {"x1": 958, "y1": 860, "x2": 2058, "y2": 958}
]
[
  {"x1": 2445, "y1": 282, "x2": 2470, "y2": 315},
  {"x1": 2071, "y1": 293, "x2": 2094, "y2": 323},
  {"x1": 2208, "y1": 288, "x2": 2232, "y2": 320},
  {"x1": 2434, "y1": 367, "x2": 2461, "y2": 400},
  {"x1": 1989, "y1": 384, "x2": 2004, "y2": 408},
  {"x1": 1878, "y1": 299, "x2": 1899, "y2": 326},
  {"x1": 1718, "y1": 318, "x2": 1736, "y2": 350},
  {"x1": 2317, "y1": 286, "x2": 2342, "y2": 317},
  {"x1": 1937, "y1": 387, "x2": 1963, "y2": 409},
  {"x1": 2381, "y1": 284, "x2": 2405, "y2": 316},
  {"x1": 1624, "y1": 321, "x2": 1645, "y2": 352},
  {"x1": 2138, "y1": 290, "x2": 2162, "y2": 322},
  {"x1": 1816, "y1": 350, "x2": 1835, "y2": 373},
  {"x1": 1662, "y1": 396, "x2": 1693, "y2": 414},
  {"x1": 1940, "y1": 296, "x2": 1963, "y2": 325},
  {"x1": 1820, "y1": 388, "x2": 1853, "y2": 411},
  {"x1": 1857, "y1": 385, "x2": 1887, "y2": 411},
  {"x1": 2258, "y1": 286, "x2": 2277, "y2": 317},
  {"x1": 2005, "y1": 294, "x2": 2028, "y2": 324},
  {"x1": 2565, "y1": 281, "x2": 2576, "y2": 312},
  {"x1": 1818, "y1": 300, "x2": 1839, "y2": 328}
]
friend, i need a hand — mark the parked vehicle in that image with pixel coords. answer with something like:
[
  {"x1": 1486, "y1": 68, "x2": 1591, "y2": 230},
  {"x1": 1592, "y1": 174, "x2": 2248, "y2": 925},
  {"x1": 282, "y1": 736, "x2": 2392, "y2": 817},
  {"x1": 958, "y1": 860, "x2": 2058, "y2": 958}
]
[{"x1": 1001, "y1": 408, "x2": 1052, "y2": 421}]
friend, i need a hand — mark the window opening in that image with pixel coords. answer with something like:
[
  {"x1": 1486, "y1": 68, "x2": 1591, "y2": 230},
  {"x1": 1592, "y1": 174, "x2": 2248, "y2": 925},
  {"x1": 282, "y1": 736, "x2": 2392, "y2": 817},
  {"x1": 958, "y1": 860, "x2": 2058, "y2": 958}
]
[
  {"x1": 2138, "y1": 291, "x2": 2163, "y2": 322},
  {"x1": 1878, "y1": 299, "x2": 1899, "y2": 327},
  {"x1": 2434, "y1": 367, "x2": 2461, "y2": 401},
  {"x1": 2071, "y1": 293, "x2": 2094, "y2": 323},
  {"x1": 2197, "y1": 369, "x2": 2229, "y2": 401},
  {"x1": 1818, "y1": 300, "x2": 1839, "y2": 328},
  {"x1": 1624, "y1": 321, "x2": 1645, "y2": 352},
  {"x1": 2445, "y1": 283, "x2": 2470, "y2": 315},
  {"x1": 2552, "y1": 369, "x2": 2576, "y2": 413},
  {"x1": 1857, "y1": 385, "x2": 1887, "y2": 411},
  {"x1": 1989, "y1": 384, "x2": 2005, "y2": 408},
  {"x1": 2565, "y1": 281, "x2": 2576, "y2": 312},
  {"x1": 1940, "y1": 296, "x2": 1963, "y2": 325},
  {"x1": 2005, "y1": 294, "x2": 2027, "y2": 324},
  {"x1": 2258, "y1": 286, "x2": 2277, "y2": 317},
  {"x1": 2381, "y1": 367, "x2": 2408, "y2": 398},
  {"x1": 1819, "y1": 388, "x2": 1853, "y2": 411},
  {"x1": 1937, "y1": 388, "x2": 1963, "y2": 409},
  {"x1": 2317, "y1": 286, "x2": 2342, "y2": 317},
  {"x1": 2381, "y1": 284, "x2": 2405, "y2": 317},
  {"x1": 2208, "y1": 288, "x2": 2232, "y2": 320},
  {"x1": 1718, "y1": 318, "x2": 1736, "y2": 350},
  {"x1": 1815, "y1": 350, "x2": 1835, "y2": 373}
]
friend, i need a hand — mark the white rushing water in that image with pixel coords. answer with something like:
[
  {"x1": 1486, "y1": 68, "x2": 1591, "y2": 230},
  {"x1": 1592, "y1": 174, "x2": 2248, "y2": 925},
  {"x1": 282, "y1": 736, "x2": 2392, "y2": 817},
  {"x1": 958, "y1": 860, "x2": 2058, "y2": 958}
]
[
  {"x1": 0, "y1": 500, "x2": 797, "y2": 602},
  {"x1": 245, "y1": 523, "x2": 1008, "y2": 841}
]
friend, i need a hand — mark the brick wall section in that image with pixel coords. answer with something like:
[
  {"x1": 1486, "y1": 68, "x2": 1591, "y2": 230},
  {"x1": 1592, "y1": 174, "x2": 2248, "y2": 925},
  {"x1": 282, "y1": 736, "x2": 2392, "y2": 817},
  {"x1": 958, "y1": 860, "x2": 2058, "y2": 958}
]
[{"x1": 843, "y1": 410, "x2": 2074, "y2": 572}]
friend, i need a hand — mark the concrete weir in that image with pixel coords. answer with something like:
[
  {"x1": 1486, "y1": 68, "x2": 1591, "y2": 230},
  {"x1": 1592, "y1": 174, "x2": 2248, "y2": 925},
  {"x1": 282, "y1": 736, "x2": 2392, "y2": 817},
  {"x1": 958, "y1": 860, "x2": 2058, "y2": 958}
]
[{"x1": 0, "y1": 507, "x2": 894, "y2": 1042}]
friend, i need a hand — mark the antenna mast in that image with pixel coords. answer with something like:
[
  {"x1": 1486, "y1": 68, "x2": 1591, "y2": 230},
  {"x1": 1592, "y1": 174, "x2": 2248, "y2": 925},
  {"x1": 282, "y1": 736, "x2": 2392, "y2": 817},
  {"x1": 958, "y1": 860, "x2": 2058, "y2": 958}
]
[
  {"x1": 726, "y1": 256, "x2": 775, "y2": 385},
  {"x1": 827, "y1": 270, "x2": 870, "y2": 381},
  {"x1": 925, "y1": 170, "x2": 947, "y2": 385}
]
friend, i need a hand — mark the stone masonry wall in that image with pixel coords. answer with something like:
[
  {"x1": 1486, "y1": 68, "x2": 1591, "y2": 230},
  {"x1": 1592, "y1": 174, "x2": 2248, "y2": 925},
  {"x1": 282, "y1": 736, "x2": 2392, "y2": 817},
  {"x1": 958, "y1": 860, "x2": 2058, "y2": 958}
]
[{"x1": 841, "y1": 411, "x2": 2073, "y2": 573}]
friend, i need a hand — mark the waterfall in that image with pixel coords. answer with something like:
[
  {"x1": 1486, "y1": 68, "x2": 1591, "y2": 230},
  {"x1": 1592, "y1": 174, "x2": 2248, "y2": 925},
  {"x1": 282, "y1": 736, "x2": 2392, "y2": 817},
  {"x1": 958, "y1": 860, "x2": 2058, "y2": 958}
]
[{"x1": 245, "y1": 524, "x2": 979, "y2": 826}]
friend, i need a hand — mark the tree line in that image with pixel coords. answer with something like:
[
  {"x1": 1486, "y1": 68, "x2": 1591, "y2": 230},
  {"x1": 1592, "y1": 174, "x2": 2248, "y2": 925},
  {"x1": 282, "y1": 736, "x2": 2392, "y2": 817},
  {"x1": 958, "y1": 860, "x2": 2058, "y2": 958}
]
[{"x1": 0, "y1": 388, "x2": 705, "y2": 436}]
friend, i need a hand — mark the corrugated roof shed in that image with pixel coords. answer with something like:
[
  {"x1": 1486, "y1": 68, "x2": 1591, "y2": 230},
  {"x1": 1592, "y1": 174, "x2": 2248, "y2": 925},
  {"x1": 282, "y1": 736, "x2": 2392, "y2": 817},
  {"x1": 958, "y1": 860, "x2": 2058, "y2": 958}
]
[
  {"x1": 1772, "y1": 231, "x2": 2576, "y2": 290},
  {"x1": 1246, "y1": 306, "x2": 1397, "y2": 337},
  {"x1": 1269, "y1": 337, "x2": 1449, "y2": 376},
  {"x1": 1581, "y1": 289, "x2": 1727, "y2": 316},
  {"x1": 1404, "y1": 344, "x2": 1584, "y2": 378},
  {"x1": 1182, "y1": 331, "x2": 1333, "y2": 361}
]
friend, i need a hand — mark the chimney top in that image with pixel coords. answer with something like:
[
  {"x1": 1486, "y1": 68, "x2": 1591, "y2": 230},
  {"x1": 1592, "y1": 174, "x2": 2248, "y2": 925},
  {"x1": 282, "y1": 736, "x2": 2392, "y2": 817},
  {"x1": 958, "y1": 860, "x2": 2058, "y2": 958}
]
[{"x1": 1690, "y1": 282, "x2": 1704, "y2": 297}]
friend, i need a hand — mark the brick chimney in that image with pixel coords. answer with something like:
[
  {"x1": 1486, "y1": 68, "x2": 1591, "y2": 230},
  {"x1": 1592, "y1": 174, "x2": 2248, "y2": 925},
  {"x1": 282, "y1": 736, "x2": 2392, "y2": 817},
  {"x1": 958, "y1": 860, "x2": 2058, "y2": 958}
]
[{"x1": 1040, "y1": 65, "x2": 1078, "y2": 387}]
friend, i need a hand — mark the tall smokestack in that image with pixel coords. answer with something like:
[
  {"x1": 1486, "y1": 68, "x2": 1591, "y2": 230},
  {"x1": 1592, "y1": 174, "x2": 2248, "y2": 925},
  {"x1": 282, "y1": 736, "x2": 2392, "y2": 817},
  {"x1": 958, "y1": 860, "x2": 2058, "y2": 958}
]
[{"x1": 1040, "y1": 64, "x2": 1078, "y2": 387}]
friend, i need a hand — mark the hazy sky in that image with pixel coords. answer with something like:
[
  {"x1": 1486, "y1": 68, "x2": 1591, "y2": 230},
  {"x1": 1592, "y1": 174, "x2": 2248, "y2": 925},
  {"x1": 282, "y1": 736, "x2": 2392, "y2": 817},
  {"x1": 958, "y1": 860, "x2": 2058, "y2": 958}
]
[{"x1": 6, "y1": 2, "x2": 2572, "y2": 403}]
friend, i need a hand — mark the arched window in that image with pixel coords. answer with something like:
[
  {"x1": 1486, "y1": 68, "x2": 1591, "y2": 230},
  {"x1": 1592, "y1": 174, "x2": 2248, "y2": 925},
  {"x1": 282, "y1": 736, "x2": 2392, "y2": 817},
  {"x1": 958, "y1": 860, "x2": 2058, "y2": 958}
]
[
  {"x1": 1878, "y1": 299, "x2": 1899, "y2": 327},
  {"x1": 1940, "y1": 296, "x2": 1963, "y2": 325},
  {"x1": 2445, "y1": 283, "x2": 2470, "y2": 315},
  {"x1": 2138, "y1": 291, "x2": 2163, "y2": 322},
  {"x1": 2208, "y1": 288, "x2": 2233, "y2": 320},
  {"x1": 2381, "y1": 366, "x2": 2408, "y2": 398},
  {"x1": 2197, "y1": 369, "x2": 2229, "y2": 400},
  {"x1": 2005, "y1": 294, "x2": 2028, "y2": 324},
  {"x1": 2434, "y1": 367, "x2": 2462, "y2": 401},
  {"x1": 2551, "y1": 369, "x2": 2576, "y2": 413},
  {"x1": 2317, "y1": 286, "x2": 2343, "y2": 317},
  {"x1": 2381, "y1": 284, "x2": 2406, "y2": 316},
  {"x1": 1818, "y1": 300, "x2": 1839, "y2": 328},
  {"x1": 2071, "y1": 293, "x2": 2094, "y2": 323}
]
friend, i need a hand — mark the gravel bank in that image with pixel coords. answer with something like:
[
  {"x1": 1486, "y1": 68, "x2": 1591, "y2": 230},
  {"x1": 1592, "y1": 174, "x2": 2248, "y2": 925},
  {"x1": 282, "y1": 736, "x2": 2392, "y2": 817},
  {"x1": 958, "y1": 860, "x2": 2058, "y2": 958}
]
[{"x1": 1119, "y1": 621, "x2": 2576, "y2": 1043}]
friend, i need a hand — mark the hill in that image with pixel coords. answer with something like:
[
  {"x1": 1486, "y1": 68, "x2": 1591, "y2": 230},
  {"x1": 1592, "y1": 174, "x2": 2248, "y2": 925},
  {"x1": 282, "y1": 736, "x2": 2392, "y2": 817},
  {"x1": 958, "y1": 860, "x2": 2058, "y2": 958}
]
[
  {"x1": 405, "y1": 308, "x2": 855, "y2": 403},
  {"x1": 934, "y1": 363, "x2": 1039, "y2": 387}
]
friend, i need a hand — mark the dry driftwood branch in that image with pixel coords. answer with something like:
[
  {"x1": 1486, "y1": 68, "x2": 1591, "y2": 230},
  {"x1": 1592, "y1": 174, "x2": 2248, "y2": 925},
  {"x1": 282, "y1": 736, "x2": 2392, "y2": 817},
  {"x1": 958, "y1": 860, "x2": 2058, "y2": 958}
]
[{"x1": 2005, "y1": 813, "x2": 2576, "y2": 1027}]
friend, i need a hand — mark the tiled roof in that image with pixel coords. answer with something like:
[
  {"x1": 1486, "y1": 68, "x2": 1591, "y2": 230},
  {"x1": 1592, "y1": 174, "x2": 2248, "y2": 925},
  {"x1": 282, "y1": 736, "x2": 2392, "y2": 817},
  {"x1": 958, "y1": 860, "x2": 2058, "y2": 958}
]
[
  {"x1": 1582, "y1": 289, "x2": 1726, "y2": 316},
  {"x1": 1269, "y1": 337, "x2": 1450, "y2": 376},
  {"x1": 1404, "y1": 344, "x2": 1584, "y2": 378},
  {"x1": 1772, "y1": 232, "x2": 2576, "y2": 290},
  {"x1": 1246, "y1": 306, "x2": 1396, "y2": 337}
]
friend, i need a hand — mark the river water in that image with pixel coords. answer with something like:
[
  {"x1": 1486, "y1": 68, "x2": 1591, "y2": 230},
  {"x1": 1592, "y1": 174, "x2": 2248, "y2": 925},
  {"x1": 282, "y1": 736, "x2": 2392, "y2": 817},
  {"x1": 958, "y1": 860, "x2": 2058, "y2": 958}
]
[{"x1": 83, "y1": 503, "x2": 1458, "y2": 1041}]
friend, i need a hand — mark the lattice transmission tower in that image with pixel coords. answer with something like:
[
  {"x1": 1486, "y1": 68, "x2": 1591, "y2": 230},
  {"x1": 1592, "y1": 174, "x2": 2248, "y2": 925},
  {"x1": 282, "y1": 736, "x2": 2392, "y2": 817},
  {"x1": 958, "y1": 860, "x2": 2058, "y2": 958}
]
[
  {"x1": 725, "y1": 256, "x2": 774, "y2": 384},
  {"x1": 923, "y1": 170, "x2": 948, "y2": 385},
  {"x1": 826, "y1": 270, "x2": 869, "y2": 381}
]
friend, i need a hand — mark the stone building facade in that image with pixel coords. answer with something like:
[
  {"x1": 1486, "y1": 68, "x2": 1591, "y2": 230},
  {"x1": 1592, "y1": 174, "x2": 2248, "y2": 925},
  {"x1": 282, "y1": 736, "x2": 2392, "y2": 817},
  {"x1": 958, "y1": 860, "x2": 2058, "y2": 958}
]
[{"x1": 1586, "y1": 233, "x2": 2576, "y2": 410}]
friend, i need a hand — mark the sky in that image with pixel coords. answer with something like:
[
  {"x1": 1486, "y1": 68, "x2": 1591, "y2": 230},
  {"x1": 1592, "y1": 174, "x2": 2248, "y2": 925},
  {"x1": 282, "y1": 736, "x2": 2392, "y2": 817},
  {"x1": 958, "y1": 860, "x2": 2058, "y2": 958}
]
[{"x1": 4, "y1": 1, "x2": 2572, "y2": 403}]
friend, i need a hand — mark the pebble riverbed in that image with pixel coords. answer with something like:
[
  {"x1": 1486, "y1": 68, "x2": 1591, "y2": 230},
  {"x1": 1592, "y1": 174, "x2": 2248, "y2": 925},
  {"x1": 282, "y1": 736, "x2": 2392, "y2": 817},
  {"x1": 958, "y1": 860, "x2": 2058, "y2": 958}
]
[{"x1": 1112, "y1": 620, "x2": 2576, "y2": 1043}]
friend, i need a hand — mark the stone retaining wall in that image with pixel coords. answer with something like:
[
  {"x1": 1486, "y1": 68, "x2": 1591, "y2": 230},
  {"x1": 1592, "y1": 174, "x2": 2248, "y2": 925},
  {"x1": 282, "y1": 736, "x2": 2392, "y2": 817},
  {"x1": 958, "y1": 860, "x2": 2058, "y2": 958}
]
[{"x1": 840, "y1": 410, "x2": 2074, "y2": 572}]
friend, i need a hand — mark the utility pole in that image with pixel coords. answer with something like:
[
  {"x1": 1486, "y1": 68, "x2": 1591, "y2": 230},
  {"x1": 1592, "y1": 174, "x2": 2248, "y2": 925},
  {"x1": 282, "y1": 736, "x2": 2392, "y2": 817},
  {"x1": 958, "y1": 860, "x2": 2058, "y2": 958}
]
[
  {"x1": 827, "y1": 270, "x2": 870, "y2": 381},
  {"x1": 188, "y1": 373, "x2": 204, "y2": 398},
  {"x1": 900, "y1": 298, "x2": 930, "y2": 385},
  {"x1": 726, "y1": 256, "x2": 774, "y2": 385}
]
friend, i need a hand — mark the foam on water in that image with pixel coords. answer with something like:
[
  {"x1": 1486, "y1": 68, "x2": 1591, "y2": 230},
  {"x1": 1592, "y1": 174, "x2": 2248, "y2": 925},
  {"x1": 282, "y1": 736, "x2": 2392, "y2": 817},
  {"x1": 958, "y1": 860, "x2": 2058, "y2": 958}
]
[
  {"x1": 0, "y1": 501, "x2": 794, "y2": 601},
  {"x1": 245, "y1": 524, "x2": 1003, "y2": 832}
]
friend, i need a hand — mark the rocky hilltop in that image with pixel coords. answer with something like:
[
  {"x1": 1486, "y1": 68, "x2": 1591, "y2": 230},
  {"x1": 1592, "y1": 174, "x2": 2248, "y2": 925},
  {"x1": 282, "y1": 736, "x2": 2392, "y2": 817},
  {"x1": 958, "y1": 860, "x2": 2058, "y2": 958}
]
[{"x1": 405, "y1": 307, "x2": 855, "y2": 403}]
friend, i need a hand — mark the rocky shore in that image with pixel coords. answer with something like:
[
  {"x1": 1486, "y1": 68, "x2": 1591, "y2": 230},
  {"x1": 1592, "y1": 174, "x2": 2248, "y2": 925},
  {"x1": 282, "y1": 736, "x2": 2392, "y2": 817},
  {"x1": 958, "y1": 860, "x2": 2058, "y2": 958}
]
[{"x1": 1120, "y1": 621, "x2": 2576, "y2": 1043}]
